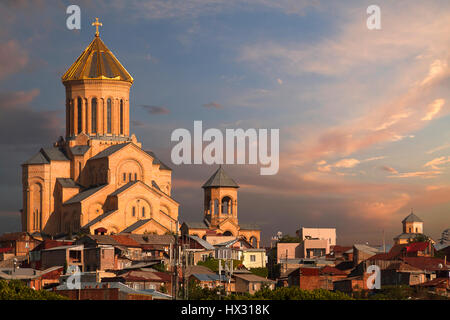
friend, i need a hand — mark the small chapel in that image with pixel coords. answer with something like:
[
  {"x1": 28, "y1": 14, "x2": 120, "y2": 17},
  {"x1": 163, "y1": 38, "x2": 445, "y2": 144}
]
[{"x1": 21, "y1": 20, "x2": 179, "y2": 236}]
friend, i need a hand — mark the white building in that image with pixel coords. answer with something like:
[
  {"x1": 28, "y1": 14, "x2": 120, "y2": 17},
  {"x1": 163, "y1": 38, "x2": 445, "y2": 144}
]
[{"x1": 296, "y1": 227, "x2": 336, "y2": 246}]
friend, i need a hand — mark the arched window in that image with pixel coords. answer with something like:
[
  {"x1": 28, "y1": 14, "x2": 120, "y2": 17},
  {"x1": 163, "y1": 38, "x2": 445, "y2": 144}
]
[
  {"x1": 120, "y1": 100, "x2": 124, "y2": 135},
  {"x1": 91, "y1": 98, "x2": 97, "y2": 133},
  {"x1": 134, "y1": 173, "x2": 137, "y2": 181},
  {"x1": 77, "y1": 97, "x2": 82, "y2": 134},
  {"x1": 142, "y1": 207, "x2": 145, "y2": 217},
  {"x1": 132, "y1": 206, "x2": 136, "y2": 217},
  {"x1": 107, "y1": 98, "x2": 112, "y2": 133},
  {"x1": 221, "y1": 196, "x2": 232, "y2": 214}
]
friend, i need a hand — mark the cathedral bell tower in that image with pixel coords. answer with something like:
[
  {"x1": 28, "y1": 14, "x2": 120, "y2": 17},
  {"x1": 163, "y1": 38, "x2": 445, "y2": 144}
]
[
  {"x1": 202, "y1": 166, "x2": 239, "y2": 227},
  {"x1": 61, "y1": 18, "x2": 133, "y2": 145}
]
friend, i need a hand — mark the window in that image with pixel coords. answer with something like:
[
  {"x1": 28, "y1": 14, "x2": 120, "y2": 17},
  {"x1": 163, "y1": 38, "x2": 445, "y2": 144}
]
[
  {"x1": 123, "y1": 173, "x2": 126, "y2": 182},
  {"x1": 91, "y1": 98, "x2": 97, "y2": 133},
  {"x1": 107, "y1": 98, "x2": 112, "y2": 133},
  {"x1": 128, "y1": 173, "x2": 132, "y2": 181},
  {"x1": 134, "y1": 173, "x2": 137, "y2": 181},
  {"x1": 77, "y1": 97, "x2": 82, "y2": 134},
  {"x1": 142, "y1": 207, "x2": 145, "y2": 217},
  {"x1": 250, "y1": 255, "x2": 256, "y2": 262},
  {"x1": 120, "y1": 100, "x2": 124, "y2": 135},
  {"x1": 132, "y1": 206, "x2": 136, "y2": 217}
]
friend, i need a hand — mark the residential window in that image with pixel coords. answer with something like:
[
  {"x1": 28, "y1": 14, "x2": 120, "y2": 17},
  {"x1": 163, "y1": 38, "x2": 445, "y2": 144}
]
[{"x1": 250, "y1": 255, "x2": 256, "y2": 262}]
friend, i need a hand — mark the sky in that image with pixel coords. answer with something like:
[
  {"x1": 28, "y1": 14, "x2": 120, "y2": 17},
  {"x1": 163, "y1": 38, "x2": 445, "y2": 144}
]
[{"x1": 0, "y1": 0, "x2": 449, "y2": 246}]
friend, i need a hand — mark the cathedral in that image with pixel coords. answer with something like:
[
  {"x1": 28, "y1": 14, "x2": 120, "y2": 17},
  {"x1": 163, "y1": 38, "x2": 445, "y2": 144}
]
[{"x1": 21, "y1": 23, "x2": 179, "y2": 236}]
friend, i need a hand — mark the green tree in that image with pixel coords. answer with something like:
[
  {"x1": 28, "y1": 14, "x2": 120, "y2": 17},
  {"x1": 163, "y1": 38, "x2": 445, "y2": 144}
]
[{"x1": 0, "y1": 280, "x2": 68, "y2": 300}]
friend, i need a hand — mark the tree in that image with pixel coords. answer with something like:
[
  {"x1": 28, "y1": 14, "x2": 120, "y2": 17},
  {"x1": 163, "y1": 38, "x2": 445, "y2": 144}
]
[
  {"x1": 409, "y1": 234, "x2": 429, "y2": 243},
  {"x1": 0, "y1": 280, "x2": 68, "y2": 300}
]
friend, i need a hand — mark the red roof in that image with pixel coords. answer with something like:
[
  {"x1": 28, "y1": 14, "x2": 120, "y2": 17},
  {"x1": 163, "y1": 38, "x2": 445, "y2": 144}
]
[
  {"x1": 406, "y1": 242, "x2": 429, "y2": 253},
  {"x1": 110, "y1": 235, "x2": 141, "y2": 247},
  {"x1": 402, "y1": 257, "x2": 449, "y2": 271},
  {"x1": 33, "y1": 240, "x2": 74, "y2": 251},
  {"x1": 331, "y1": 245, "x2": 353, "y2": 254},
  {"x1": 153, "y1": 271, "x2": 172, "y2": 282},
  {"x1": 299, "y1": 268, "x2": 320, "y2": 276},
  {"x1": 320, "y1": 266, "x2": 347, "y2": 276}
]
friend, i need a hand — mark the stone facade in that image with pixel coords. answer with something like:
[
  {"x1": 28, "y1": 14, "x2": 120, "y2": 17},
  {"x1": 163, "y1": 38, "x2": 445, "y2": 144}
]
[{"x1": 21, "y1": 33, "x2": 178, "y2": 236}]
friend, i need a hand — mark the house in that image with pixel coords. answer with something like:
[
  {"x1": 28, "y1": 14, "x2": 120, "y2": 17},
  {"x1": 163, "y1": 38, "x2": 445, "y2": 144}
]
[
  {"x1": 189, "y1": 273, "x2": 224, "y2": 289},
  {"x1": 415, "y1": 277, "x2": 449, "y2": 296},
  {"x1": 333, "y1": 275, "x2": 369, "y2": 293},
  {"x1": 102, "y1": 269, "x2": 172, "y2": 294},
  {"x1": 353, "y1": 244, "x2": 381, "y2": 265},
  {"x1": 276, "y1": 242, "x2": 302, "y2": 263},
  {"x1": 41, "y1": 244, "x2": 84, "y2": 271},
  {"x1": 54, "y1": 281, "x2": 171, "y2": 300},
  {"x1": 28, "y1": 239, "x2": 74, "y2": 269},
  {"x1": 287, "y1": 266, "x2": 347, "y2": 290},
  {"x1": 84, "y1": 245, "x2": 116, "y2": 271},
  {"x1": 241, "y1": 249, "x2": 267, "y2": 269},
  {"x1": 234, "y1": 273, "x2": 275, "y2": 294},
  {"x1": 300, "y1": 239, "x2": 329, "y2": 258},
  {"x1": 0, "y1": 232, "x2": 41, "y2": 257},
  {"x1": 181, "y1": 235, "x2": 216, "y2": 265},
  {"x1": 296, "y1": 227, "x2": 336, "y2": 247},
  {"x1": 0, "y1": 266, "x2": 63, "y2": 290},
  {"x1": 380, "y1": 262, "x2": 425, "y2": 286}
]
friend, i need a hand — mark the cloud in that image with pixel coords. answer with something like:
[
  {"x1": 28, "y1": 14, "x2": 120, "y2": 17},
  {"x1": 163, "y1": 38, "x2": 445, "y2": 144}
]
[
  {"x1": 0, "y1": 89, "x2": 63, "y2": 145},
  {"x1": 388, "y1": 171, "x2": 442, "y2": 179},
  {"x1": 380, "y1": 166, "x2": 398, "y2": 174},
  {"x1": 110, "y1": 0, "x2": 318, "y2": 20},
  {"x1": 276, "y1": 78, "x2": 283, "y2": 85},
  {"x1": 421, "y1": 98, "x2": 445, "y2": 121},
  {"x1": 333, "y1": 158, "x2": 360, "y2": 168},
  {"x1": 141, "y1": 105, "x2": 170, "y2": 115},
  {"x1": 426, "y1": 143, "x2": 450, "y2": 154},
  {"x1": 203, "y1": 102, "x2": 223, "y2": 109},
  {"x1": 0, "y1": 40, "x2": 28, "y2": 80},
  {"x1": 423, "y1": 156, "x2": 450, "y2": 170}
]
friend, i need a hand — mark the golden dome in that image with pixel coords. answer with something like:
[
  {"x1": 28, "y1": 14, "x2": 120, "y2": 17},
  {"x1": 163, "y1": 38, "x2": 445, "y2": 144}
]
[{"x1": 62, "y1": 35, "x2": 133, "y2": 83}]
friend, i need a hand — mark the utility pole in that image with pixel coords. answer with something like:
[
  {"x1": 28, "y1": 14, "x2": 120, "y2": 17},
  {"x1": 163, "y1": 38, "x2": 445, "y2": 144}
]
[{"x1": 172, "y1": 221, "x2": 179, "y2": 300}]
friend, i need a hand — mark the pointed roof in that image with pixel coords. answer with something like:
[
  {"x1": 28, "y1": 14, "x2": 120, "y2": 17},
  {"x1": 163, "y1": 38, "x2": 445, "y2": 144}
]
[
  {"x1": 402, "y1": 212, "x2": 423, "y2": 223},
  {"x1": 62, "y1": 35, "x2": 133, "y2": 83},
  {"x1": 202, "y1": 166, "x2": 239, "y2": 188}
]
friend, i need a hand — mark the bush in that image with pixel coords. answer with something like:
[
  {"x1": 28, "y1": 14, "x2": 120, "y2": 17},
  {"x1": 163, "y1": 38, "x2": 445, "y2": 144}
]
[
  {"x1": 0, "y1": 280, "x2": 68, "y2": 300},
  {"x1": 249, "y1": 267, "x2": 268, "y2": 278}
]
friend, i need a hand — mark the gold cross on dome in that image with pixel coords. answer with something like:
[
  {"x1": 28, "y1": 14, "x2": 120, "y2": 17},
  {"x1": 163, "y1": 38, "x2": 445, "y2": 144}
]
[{"x1": 92, "y1": 18, "x2": 103, "y2": 37}]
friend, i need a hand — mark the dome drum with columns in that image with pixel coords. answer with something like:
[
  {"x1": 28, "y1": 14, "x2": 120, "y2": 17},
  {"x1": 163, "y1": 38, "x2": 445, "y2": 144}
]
[{"x1": 21, "y1": 19, "x2": 178, "y2": 236}]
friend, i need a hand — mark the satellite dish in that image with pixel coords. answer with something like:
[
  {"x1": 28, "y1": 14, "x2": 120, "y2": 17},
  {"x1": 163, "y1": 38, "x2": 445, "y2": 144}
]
[{"x1": 438, "y1": 263, "x2": 443, "y2": 269}]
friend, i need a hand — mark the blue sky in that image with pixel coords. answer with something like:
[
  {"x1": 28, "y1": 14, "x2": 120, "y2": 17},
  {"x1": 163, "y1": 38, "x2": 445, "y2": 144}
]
[{"x1": 0, "y1": 0, "x2": 449, "y2": 245}]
